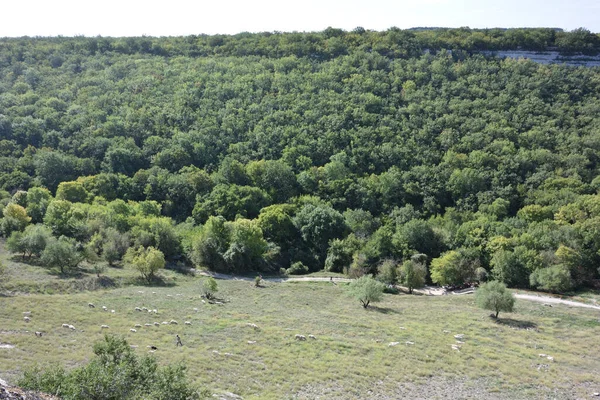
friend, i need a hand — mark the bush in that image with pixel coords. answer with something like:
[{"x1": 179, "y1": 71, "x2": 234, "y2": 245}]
[
  {"x1": 475, "y1": 280, "x2": 515, "y2": 318},
  {"x1": 18, "y1": 335, "x2": 203, "y2": 400},
  {"x1": 202, "y1": 277, "x2": 218, "y2": 300},
  {"x1": 530, "y1": 265, "x2": 573, "y2": 293},
  {"x1": 286, "y1": 261, "x2": 309, "y2": 275}
]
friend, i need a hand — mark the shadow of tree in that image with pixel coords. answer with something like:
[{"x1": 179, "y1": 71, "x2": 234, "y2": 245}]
[
  {"x1": 368, "y1": 306, "x2": 400, "y2": 314},
  {"x1": 494, "y1": 317, "x2": 538, "y2": 330}
]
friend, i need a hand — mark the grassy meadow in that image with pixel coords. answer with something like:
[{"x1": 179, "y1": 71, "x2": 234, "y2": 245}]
[{"x1": 1, "y1": 246, "x2": 600, "y2": 399}]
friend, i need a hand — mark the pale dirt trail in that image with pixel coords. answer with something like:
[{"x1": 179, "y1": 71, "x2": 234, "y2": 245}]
[{"x1": 197, "y1": 270, "x2": 600, "y2": 311}]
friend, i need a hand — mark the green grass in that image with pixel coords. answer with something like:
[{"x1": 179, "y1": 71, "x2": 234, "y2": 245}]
[{"x1": 1, "y1": 244, "x2": 600, "y2": 398}]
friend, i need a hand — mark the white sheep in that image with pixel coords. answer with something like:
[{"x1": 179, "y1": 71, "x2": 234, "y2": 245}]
[
  {"x1": 130, "y1": 329, "x2": 137, "y2": 333},
  {"x1": 35, "y1": 331, "x2": 43, "y2": 337},
  {"x1": 144, "y1": 323, "x2": 152, "y2": 327},
  {"x1": 152, "y1": 309, "x2": 158, "y2": 314},
  {"x1": 68, "y1": 325, "x2": 75, "y2": 330},
  {"x1": 22, "y1": 311, "x2": 32, "y2": 316},
  {"x1": 102, "y1": 306, "x2": 108, "y2": 311},
  {"x1": 246, "y1": 323, "x2": 259, "y2": 330},
  {"x1": 142, "y1": 307, "x2": 148, "y2": 311},
  {"x1": 247, "y1": 340, "x2": 257, "y2": 344},
  {"x1": 170, "y1": 320, "x2": 178, "y2": 325},
  {"x1": 62, "y1": 323, "x2": 69, "y2": 328},
  {"x1": 135, "y1": 307, "x2": 142, "y2": 312},
  {"x1": 154, "y1": 322, "x2": 160, "y2": 326},
  {"x1": 308, "y1": 335, "x2": 316, "y2": 340},
  {"x1": 101, "y1": 325, "x2": 109, "y2": 329},
  {"x1": 111, "y1": 310, "x2": 115, "y2": 313},
  {"x1": 388, "y1": 342, "x2": 400, "y2": 347},
  {"x1": 134, "y1": 324, "x2": 142, "y2": 328},
  {"x1": 162, "y1": 321, "x2": 169, "y2": 325},
  {"x1": 88, "y1": 303, "x2": 95, "y2": 308},
  {"x1": 23, "y1": 316, "x2": 31, "y2": 322},
  {"x1": 184, "y1": 321, "x2": 191, "y2": 325},
  {"x1": 193, "y1": 308, "x2": 199, "y2": 312},
  {"x1": 405, "y1": 341, "x2": 415, "y2": 345},
  {"x1": 295, "y1": 334, "x2": 306, "y2": 341}
]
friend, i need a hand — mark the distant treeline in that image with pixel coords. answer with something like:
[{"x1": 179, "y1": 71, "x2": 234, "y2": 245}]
[{"x1": 1, "y1": 27, "x2": 599, "y2": 64}]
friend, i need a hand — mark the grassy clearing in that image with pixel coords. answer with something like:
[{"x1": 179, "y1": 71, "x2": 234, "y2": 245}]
[
  {"x1": 1, "y1": 241, "x2": 599, "y2": 398},
  {"x1": 1, "y1": 276, "x2": 599, "y2": 398}
]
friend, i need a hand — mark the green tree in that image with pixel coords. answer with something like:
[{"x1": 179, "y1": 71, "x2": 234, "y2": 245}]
[
  {"x1": 399, "y1": 258, "x2": 427, "y2": 294},
  {"x1": 475, "y1": 280, "x2": 515, "y2": 318},
  {"x1": 102, "y1": 228, "x2": 130, "y2": 266},
  {"x1": 41, "y1": 236, "x2": 83, "y2": 275},
  {"x1": 430, "y1": 248, "x2": 479, "y2": 286},
  {"x1": 6, "y1": 224, "x2": 52, "y2": 260},
  {"x1": 294, "y1": 204, "x2": 348, "y2": 262},
  {"x1": 126, "y1": 246, "x2": 165, "y2": 282},
  {"x1": 2, "y1": 203, "x2": 31, "y2": 235},
  {"x1": 55, "y1": 181, "x2": 89, "y2": 203},
  {"x1": 26, "y1": 187, "x2": 52, "y2": 223},
  {"x1": 377, "y1": 258, "x2": 398, "y2": 285},
  {"x1": 347, "y1": 275, "x2": 386, "y2": 308}
]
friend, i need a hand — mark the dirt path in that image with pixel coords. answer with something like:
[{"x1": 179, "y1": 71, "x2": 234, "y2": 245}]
[
  {"x1": 513, "y1": 293, "x2": 600, "y2": 310},
  {"x1": 196, "y1": 270, "x2": 600, "y2": 311}
]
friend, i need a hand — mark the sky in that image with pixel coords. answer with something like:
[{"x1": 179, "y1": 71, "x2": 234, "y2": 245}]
[{"x1": 1, "y1": 0, "x2": 599, "y2": 37}]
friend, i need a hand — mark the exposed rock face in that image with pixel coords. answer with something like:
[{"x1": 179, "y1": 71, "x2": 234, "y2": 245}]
[
  {"x1": 481, "y1": 50, "x2": 600, "y2": 67},
  {"x1": 0, "y1": 382, "x2": 58, "y2": 400}
]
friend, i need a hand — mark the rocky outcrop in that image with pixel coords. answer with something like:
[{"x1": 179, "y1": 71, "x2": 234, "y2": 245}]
[{"x1": 0, "y1": 380, "x2": 58, "y2": 400}]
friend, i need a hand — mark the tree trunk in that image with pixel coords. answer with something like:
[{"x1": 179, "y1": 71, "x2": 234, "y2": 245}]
[{"x1": 495, "y1": 310, "x2": 499, "y2": 318}]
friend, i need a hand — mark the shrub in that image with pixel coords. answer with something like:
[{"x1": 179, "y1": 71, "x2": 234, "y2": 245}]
[
  {"x1": 18, "y1": 335, "x2": 203, "y2": 399},
  {"x1": 530, "y1": 265, "x2": 573, "y2": 293},
  {"x1": 202, "y1": 277, "x2": 218, "y2": 300},
  {"x1": 286, "y1": 261, "x2": 309, "y2": 275},
  {"x1": 475, "y1": 280, "x2": 515, "y2": 318}
]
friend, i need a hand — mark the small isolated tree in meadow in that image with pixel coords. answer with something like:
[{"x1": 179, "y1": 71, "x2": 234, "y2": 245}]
[
  {"x1": 475, "y1": 280, "x2": 515, "y2": 318},
  {"x1": 348, "y1": 275, "x2": 386, "y2": 308},
  {"x1": 126, "y1": 246, "x2": 165, "y2": 282},
  {"x1": 202, "y1": 277, "x2": 218, "y2": 300}
]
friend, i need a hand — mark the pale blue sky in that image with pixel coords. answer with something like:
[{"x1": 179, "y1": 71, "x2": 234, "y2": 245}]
[{"x1": 2, "y1": 0, "x2": 598, "y2": 37}]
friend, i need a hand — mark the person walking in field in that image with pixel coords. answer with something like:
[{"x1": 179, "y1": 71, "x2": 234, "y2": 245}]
[{"x1": 176, "y1": 334, "x2": 183, "y2": 347}]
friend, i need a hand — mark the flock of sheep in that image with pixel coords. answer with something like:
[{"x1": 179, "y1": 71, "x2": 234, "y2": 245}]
[{"x1": 21, "y1": 291, "x2": 319, "y2": 351}]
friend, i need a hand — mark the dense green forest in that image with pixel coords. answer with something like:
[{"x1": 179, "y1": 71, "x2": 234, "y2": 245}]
[{"x1": 1, "y1": 27, "x2": 600, "y2": 292}]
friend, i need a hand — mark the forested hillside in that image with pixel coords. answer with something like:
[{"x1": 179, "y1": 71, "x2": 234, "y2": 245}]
[{"x1": 1, "y1": 27, "x2": 600, "y2": 292}]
